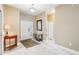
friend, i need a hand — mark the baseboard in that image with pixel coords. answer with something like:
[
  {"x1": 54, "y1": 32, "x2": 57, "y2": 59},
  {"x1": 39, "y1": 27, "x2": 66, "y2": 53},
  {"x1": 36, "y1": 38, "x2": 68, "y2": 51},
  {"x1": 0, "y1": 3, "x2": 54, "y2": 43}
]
[
  {"x1": 56, "y1": 44, "x2": 79, "y2": 54},
  {"x1": 51, "y1": 38, "x2": 79, "y2": 54}
]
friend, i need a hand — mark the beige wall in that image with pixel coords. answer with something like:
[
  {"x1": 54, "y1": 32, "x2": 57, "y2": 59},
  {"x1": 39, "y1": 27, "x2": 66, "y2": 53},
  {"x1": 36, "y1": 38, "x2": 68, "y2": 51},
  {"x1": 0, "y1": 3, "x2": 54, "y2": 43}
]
[
  {"x1": 35, "y1": 12, "x2": 47, "y2": 40},
  {"x1": 20, "y1": 13, "x2": 35, "y2": 22},
  {"x1": 54, "y1": 4, "x2": 79, "y2": 51},
  {"x1": 3, "y1": 5, "x2": 20, "y2": 40},
  {"x1": 47, "y1": 14, "x2": 54, "y2": 22}
]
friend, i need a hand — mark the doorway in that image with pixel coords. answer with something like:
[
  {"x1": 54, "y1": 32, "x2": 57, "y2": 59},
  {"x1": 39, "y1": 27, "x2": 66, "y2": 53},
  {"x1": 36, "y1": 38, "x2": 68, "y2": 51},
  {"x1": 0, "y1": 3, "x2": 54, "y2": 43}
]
[{"x1": 20, "y1": 20, "x2": 33, "y2": 40}]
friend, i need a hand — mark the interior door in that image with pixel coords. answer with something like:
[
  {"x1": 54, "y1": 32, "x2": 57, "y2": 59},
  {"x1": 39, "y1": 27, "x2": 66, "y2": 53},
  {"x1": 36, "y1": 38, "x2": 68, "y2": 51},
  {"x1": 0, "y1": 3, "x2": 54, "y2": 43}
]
[
  {"x1": 21, "y1": 20, "x2": 33, "y2": 40},
  {"x1": 48, "y1": 22, "x2": 54, "y2": 39}
]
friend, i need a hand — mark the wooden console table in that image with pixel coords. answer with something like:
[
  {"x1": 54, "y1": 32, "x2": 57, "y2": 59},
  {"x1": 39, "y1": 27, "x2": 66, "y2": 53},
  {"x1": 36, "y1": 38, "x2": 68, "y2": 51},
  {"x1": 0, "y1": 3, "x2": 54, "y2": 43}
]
[{"x1": 4, "y1": 35, "x2": 17, "y2": 51}]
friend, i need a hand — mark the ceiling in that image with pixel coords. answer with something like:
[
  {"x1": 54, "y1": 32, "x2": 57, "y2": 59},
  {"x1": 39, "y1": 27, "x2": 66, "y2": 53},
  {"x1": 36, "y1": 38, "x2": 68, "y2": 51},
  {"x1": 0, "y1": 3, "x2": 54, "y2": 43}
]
[{"x1": 8, "y1": 4, "x2": 59, "y2": 15}]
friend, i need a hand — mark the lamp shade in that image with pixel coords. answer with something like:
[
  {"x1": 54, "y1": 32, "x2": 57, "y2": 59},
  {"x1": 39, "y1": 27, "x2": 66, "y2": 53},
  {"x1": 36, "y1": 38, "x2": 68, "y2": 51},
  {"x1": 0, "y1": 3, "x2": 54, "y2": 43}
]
[{"x1": 4, "y1": 25, "x2": 10, "y2": 31}]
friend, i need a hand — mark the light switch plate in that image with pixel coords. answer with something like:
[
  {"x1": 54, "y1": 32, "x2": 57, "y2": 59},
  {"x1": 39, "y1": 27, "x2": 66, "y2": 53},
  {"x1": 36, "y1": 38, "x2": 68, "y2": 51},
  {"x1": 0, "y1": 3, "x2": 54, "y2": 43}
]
[{"x1": 69, "y1": 42, "x2": 72, "y2": 46}]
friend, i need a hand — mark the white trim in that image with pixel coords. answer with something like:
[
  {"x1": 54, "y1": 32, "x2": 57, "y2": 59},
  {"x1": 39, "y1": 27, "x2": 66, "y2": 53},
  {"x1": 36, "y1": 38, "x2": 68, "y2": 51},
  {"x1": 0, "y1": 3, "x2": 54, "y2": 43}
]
[
  {"x1": 51, "y1": 38, "x2": 79, "y2": 54},
  {"x1": 32, "y1": 38, "x2": 43, "y2": 44},
  {"x1": 55, "y1": 43, "x2": 79, "y2": 54}
]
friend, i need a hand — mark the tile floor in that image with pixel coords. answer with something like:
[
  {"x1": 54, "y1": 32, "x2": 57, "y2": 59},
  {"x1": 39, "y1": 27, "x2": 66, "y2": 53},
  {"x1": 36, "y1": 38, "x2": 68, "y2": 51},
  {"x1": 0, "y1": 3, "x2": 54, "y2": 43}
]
[{"x1": 3, "y1": 39, "x2": 79, "y2": 55}]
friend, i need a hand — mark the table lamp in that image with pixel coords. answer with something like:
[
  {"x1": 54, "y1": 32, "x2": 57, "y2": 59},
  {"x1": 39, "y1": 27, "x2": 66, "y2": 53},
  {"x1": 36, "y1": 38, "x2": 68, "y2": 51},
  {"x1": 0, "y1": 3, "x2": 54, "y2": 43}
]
[{"x1": 4, "y1": 25, "x2": 10, "y2": 35}]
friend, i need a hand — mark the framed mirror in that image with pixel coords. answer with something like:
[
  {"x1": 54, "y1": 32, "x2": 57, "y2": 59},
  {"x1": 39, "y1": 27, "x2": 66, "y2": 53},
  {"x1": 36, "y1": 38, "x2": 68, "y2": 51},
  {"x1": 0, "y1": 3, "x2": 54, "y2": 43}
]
[{"x1": 37, "y1": 19, "x2": 42, "y2": 31}]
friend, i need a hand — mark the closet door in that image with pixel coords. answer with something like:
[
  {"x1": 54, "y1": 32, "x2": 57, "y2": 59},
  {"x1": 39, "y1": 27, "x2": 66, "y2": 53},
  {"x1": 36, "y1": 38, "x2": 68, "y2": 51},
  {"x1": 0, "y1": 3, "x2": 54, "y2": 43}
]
[{"x1": 21, "y1": 20, "x2": 33, "y2": 40}]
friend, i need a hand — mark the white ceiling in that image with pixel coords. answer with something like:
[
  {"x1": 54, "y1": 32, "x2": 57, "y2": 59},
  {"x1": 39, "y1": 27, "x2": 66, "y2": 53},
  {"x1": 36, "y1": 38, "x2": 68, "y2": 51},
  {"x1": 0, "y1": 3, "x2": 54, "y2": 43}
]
[{"x1": 8, "y1": 4, "x2": 58, "y2": 15}]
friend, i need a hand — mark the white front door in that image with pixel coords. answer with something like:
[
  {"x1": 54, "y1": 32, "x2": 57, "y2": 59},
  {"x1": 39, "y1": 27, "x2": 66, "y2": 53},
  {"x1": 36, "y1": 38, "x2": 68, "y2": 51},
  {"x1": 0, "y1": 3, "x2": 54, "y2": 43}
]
[{"x1": 21, "y1": 20, "x2": 33, "y2": 40}]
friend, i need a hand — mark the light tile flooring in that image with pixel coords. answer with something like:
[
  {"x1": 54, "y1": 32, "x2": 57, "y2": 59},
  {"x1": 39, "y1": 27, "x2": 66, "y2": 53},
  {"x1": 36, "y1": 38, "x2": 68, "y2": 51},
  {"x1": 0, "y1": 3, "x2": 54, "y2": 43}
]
[{"x1": 3, "y1": 39, "x2": 79, "y2": 55}]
